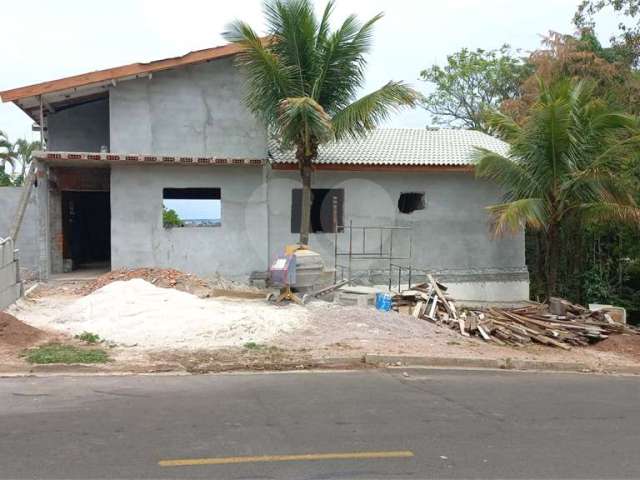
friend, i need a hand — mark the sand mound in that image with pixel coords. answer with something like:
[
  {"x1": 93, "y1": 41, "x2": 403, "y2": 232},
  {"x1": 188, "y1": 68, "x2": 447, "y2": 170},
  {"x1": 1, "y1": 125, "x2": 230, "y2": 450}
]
[
  {"x1": 56, "y1": 279, "x2": 307, "y2": 349},
  {"x1": 0, "y1": 312, "x2": 45, "y2": 348},
  {"x1": 76, "y1": 268, "x2": 262, "y2": 298}
]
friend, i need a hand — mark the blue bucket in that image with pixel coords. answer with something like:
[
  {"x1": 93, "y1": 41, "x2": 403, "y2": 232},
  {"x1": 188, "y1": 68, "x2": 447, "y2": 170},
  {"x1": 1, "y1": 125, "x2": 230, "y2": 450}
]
[{"x1": 375, "y1": 292, "x2": 393, "y2": 312}]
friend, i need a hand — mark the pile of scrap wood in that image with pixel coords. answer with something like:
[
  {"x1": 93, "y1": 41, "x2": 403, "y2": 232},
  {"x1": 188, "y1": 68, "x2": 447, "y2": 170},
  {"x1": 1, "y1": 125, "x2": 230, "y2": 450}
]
[{"x1": 392, "y1": 275, "x2": 639, "y2": 350}]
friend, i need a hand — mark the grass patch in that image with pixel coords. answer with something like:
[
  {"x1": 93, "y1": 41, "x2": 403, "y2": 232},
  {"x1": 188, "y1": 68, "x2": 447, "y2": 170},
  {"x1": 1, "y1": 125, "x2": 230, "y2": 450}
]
[
  {"x1": 75, "y1": 331, "x2": 101, "y2": 344},
  {"x1": 24, "y1": 344, "x2": 109, "y2": 364},
  {"x1": 243, "y1": 342, "x2": 265, "y2": 350}
]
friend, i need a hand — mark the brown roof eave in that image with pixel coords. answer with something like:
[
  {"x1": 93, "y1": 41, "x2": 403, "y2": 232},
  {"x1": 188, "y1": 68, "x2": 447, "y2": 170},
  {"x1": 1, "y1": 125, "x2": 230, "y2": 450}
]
[{"x1": 0, "y1": 41, "x2": 246, "y2": 104}]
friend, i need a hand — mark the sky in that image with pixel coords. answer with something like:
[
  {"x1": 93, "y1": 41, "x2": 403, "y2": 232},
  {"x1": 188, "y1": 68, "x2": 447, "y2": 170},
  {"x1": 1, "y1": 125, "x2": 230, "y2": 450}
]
[
  {"x1": 164, "y1": 199, "x2": 221, "y2": 221},
  {"x1": 0, "y1": 0, "x2": 624, "y2": 144}
]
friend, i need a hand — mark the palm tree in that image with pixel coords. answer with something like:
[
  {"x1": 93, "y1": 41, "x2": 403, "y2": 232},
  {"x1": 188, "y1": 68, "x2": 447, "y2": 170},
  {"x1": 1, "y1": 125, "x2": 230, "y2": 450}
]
[
  {"x1": 474, "y1": 79, "x2": 640, "y2": 298},
  {"x1": 224, "y1": 0, "x2": 421, "y2": 244},
  {"x1": 13, "y1": 138, "x2": 41, "y2": 185},
  {"x1": 0, "y1": 130, "x2": 16, "y2": 171}
]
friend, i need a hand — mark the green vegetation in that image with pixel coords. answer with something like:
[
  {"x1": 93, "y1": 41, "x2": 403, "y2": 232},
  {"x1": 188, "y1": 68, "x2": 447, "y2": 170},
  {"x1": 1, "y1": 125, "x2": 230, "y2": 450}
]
[
  {"x1": 475, "y1": 80, "x2": 640, "y2": 298},
  {"x1": 420, "y1": 46, "x2": 530, "y2": 132},
  {"x1": 75, "y1": 331, "x2": 101, "y2": 344},
  {"x1": 224, "y1": 0, "x2": 421, "y2": 244},
  {"x1": 0, "y1": 130, "x2": 40, "y2": 186},
  {"x1": 162, "y1": 207, "x2": 183, "y2": 228},
  {"x1": 420, "y1": 4, "x2": 640, "y2": 318},
  {"x1": 24, "y1": 344, "x2": 109, "y2": 364},
  {"x1": 243, "y1": 341, "x2": 265, "y2": 350}
]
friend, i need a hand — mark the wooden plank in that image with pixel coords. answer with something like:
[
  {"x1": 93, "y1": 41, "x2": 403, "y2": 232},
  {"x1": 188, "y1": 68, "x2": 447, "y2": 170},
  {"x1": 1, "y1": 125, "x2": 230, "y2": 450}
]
[{"x1": 428, "y1": 274, "x2": 456, "y2": 320}]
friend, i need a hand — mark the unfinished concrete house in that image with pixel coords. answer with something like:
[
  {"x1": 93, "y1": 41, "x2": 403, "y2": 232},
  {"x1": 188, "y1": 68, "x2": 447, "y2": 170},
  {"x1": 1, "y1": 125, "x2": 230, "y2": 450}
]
[{"x1": 0, "y1": 42, "x2": 528, "y2": 302}]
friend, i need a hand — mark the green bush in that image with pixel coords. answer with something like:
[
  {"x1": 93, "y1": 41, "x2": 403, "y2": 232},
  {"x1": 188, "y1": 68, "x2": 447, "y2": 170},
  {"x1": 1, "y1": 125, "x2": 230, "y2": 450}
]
[{"x1": 75, "y1": 331, "x2": 101, "y2": 344}]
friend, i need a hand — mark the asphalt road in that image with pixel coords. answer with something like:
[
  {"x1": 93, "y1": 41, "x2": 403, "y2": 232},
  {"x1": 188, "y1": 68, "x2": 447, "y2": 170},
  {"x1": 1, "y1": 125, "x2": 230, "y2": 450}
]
[{"x1": 1, "y1": 369, "x2": 639, "y2": 479}]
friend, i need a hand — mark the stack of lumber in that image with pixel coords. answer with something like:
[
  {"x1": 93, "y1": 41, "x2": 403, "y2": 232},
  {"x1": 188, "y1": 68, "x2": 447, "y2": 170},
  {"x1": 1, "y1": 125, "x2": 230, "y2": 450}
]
[{"x1": 392, "y1": 275, "x2": 639, "y2": 350}]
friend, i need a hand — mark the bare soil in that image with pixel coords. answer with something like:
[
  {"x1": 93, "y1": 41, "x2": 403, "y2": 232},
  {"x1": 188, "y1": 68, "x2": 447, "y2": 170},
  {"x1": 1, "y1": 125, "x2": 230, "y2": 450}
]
[
  {"x1": 593, "y1": 334, "x2": 640, "y2": 361},
  {"x1": 0, "y1": 312, "x2": 45, "y2": 349},
  {"x1": 3, "y1": 279, "x2": 640, "y2": 374}
]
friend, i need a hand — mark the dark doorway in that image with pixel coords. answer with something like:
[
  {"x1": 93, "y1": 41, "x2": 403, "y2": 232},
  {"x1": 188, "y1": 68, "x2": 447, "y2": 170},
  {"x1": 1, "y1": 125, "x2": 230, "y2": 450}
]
[
  {"x1": 291, "y1": 188, "x2": 344, "y2": 233},
  {"x1": 62, "y1": 191, "x2": 110, "y2": 269}
]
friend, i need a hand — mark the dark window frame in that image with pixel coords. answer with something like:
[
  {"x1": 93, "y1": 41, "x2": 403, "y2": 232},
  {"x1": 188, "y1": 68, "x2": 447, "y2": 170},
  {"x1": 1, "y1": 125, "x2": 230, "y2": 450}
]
[{"x1": 291, "y1": 188, "x2": 344, "y2": 234}]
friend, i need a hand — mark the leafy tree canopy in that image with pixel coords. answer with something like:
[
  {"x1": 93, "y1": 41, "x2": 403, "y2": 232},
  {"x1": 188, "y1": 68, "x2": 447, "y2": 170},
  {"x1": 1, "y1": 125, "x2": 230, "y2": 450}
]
[
  {"x1": 501, "y1": 30, "x2": 640, "y2": 124},
  {"x1": 575, "y1": 0, "x2": 640, "y2": 67},
  {"x1": 163, "y1": 207, "x2": 183, "y2": 228},
  {"x1": 419, "y1": 45, "x2": 530, "y2": 132}
]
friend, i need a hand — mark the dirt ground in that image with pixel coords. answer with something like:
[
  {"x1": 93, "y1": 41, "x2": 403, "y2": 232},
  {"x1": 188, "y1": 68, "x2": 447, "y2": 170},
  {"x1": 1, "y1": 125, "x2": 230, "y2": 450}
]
[
  {"x1": 0, "y1": 311, "x2": 67, "y2": 371},
  {"x1": 2, "y1": 276, "x2": 640, "y2": 373}
]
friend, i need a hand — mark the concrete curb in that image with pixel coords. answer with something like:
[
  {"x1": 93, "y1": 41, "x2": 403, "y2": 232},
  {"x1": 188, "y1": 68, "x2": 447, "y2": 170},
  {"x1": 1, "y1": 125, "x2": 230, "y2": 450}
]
[
  {"x1": 364, "y1": 354, "x2": 640, "y2": 375},
  {"x1": 2, "y1": 355, "x2": 639, "y2": 377}
]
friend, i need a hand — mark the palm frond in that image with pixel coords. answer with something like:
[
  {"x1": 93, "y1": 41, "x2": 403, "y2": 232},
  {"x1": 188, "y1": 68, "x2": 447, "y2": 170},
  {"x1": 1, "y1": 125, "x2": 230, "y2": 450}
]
[
  {"x1": 332, "y1": 81, "x2": 422, "y2": 140},
  {"x1": 316, "y1": 0, "x2": 335, "y2": 47},
  {"x1": 484, "y1": 110, "x2": 522, "y2": 142},
  {"x1": 223, "y1": 20, "x2": 297, "y2": 123},
  {"x1": 264, "y1": 0, "x2": 319, "y2": 94},
  {"x1": 276, "y1": 96, "x2": 333, "y2": 154},
  {"x1": 577, "y1": 202, "x2": 640, "y2": 226},
  {"x1": 486, "y1": 198, "x2": 548, "y2": 235},
  {"x1": 474, "y1": 148, "x2": 537, "y2": 199},
  {"x1": 312, "y1": 11, "x2": 383, "y2": 110},
  {"x1": 0, "y1": 130, "x2": 16, "y2": 168}
]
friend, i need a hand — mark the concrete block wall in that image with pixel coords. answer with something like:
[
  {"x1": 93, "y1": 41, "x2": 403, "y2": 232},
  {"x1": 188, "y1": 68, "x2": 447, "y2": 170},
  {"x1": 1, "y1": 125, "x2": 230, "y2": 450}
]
[
  {"x1": 47, "y1": 98, "x2": 109, "y2": 152},
  {"x1": 109, "y1": 58, "x2": 267, "y2": 158},
  {"x1": 0, "y1": 238, "x2": 21, "y2": 310},
  {"x1": 267, "y1": 168, "x2": 529, "y2": 302},
  {"x1": 110, "y1": 164, "x2": 269, "y2": 280},
  {"x1": 0, "y1": 186, "x2": 39, "y2": 275}
]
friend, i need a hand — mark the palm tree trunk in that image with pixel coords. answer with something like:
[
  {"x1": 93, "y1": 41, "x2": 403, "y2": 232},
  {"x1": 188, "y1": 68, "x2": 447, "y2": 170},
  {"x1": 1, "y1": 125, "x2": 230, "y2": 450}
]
[
  {"x1": 545, "y1": 223, "x2": 560, "y2": 299},
  {"x1": 299, "y1": 159, "x2": 313, "y2": 245}
]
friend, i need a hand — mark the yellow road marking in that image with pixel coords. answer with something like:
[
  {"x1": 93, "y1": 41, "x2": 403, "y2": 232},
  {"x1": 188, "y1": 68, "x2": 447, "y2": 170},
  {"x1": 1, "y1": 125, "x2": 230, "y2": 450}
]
[{"x1": 159, "y1": 450, "x2": 414, "y2": 467}]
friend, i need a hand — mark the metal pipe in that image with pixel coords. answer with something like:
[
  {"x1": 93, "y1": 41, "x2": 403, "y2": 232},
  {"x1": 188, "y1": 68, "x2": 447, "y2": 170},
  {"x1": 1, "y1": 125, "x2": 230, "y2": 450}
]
[
  {"x1": 333, "y1": 196, "x2": 338, "y2": 284},
  {"x1": 348, "y1": 220, "x2": 353, "y2": 286},
  {"x1": 39, "y1": 95, "x2": 44, "y2": 147}
]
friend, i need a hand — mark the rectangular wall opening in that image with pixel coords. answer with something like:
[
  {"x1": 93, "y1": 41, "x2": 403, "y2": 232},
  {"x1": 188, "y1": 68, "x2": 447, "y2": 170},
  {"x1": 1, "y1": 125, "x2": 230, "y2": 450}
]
[
  {"x1": 162, "y1": 188, "x2": 221, "y2": 228},
  {"x1": 62, "y1": 191, "x2": 111, "y2": 270},
  {"x1": 291, "y1": 188, "x2": 344, "y2": 233}
]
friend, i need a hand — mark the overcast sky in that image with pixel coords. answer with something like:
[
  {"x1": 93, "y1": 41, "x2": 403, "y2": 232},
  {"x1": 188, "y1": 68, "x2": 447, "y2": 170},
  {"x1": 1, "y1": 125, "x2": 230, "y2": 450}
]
[{"x1": 0, "y1": 0, "x2": 622, "y2": 143}]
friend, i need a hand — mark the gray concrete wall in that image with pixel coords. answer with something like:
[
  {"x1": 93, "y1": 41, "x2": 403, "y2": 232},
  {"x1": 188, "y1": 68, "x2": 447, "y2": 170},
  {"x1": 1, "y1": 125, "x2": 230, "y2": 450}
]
[
  {"x1": 109, "y1": 164, "x2": 268, "y2": 279},
  {"x1": 47, "y1": 98, "x2": 109, "y2": 152},
  {"x1": 267, "y1": 168, "x2": 529, "y2": 301},
  {"x1": 0, "y1": 238, "x2": 21, "y2": 309},
  {"x1": 109, "y1": 58, "x2": 267, "y2": 158},
  {"x1": 0, "y1": 186, "x2": 39, "y2": 276}
]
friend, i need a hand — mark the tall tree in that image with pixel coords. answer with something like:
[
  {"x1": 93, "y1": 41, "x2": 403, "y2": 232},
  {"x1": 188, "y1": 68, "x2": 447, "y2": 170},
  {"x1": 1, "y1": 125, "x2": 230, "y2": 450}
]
[
  {"x1": 0, "y1": 130, "x2": 17, "y2": 172},
  {"x1": 574, "y1": 0, "x2": 640, "y2": 67},
  {"x1": 13, "y1": 139, "x2": 41, "y2": 185},
  {"x1": 224, "y1": 0, "x2": 421, "y2": 244},
  {"x1": 419, "y1": 45, "x2": 529, "y2": 132},
  {"x1": 501, "y1": 31, "x2": 640, "y2": 124},
  {"x1": 475, "y1": 80, "x2": 640, "y2": 298}
]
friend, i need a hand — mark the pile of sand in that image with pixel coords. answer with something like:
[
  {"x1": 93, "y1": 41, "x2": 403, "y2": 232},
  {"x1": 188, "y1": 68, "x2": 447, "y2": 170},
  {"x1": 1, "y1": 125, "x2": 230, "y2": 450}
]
[
  {"x1": 75, "y1": 268, "x2": 262, "y2": 298},
  {"x1": 54, "y1": 279, "x2": 307, "y2": 349},
  {"x1": 0, "y1": 312, "x2": 45, "y2": 349}
]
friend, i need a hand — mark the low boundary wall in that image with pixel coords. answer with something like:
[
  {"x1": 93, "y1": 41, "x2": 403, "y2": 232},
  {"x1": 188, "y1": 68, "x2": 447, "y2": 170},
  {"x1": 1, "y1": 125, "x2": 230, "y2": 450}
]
[{"x1": 0, "y1": 238, "x2": 22, "y2": 310}]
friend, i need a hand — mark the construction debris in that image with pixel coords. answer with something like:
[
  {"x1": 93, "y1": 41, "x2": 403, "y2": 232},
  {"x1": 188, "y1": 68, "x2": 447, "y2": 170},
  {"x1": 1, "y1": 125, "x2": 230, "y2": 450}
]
[{"x1": 392, "y1": 275, "x2": 639, "y2": 350}]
